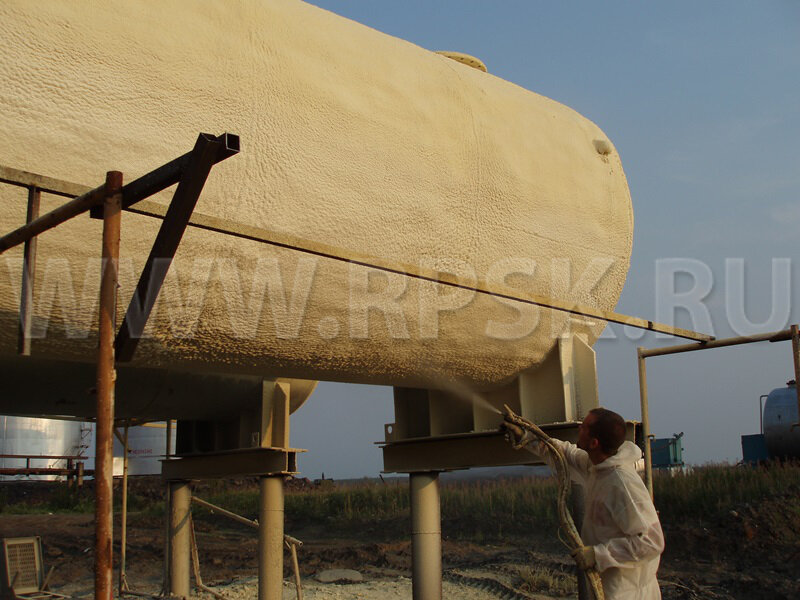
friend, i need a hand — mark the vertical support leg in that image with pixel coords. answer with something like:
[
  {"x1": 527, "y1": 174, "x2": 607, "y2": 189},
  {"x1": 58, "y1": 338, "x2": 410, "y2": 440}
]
[
  {"x1": 95, "y1": 171, "x2": 121, "y2": 600},
  {"x1": 163, "y1": 419, "x2": 174, "y2": 595},
  {"x1": 169, "y1": 480, "x2": 192, "y2": 598},
  {"x1": 119, "y1": 425, "x2": 130, "y2": 594},
  {"x1": 289, "y1": 542, "x2": 303, "y2": 600},
  {"x1": 410, "y1": 472, "x2": 442, "y2": 600},
  {"x1": 637, "y1": 348, "x2": 654, "y2": 499},
  {"x1": 17, "y1": 186, "x2": 40, "y2": 356},
  {"x1": 791, "y1": 325, "x2": 800, "y2": 424},
  {"x1": 259, "y1": 476, "x2": 284, "y2": 600},
  {"x1": 570, "y1": 484, "x2": 590, "y2": 600}
]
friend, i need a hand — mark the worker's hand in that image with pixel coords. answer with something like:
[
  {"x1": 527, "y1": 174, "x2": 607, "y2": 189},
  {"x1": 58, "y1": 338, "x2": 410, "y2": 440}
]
[
  {"x1": 502, "y1": 421, "x2": 525, "y2": 445},
  {"x1": 571, "y1": 545, "x2": 596, "y2": 571}
]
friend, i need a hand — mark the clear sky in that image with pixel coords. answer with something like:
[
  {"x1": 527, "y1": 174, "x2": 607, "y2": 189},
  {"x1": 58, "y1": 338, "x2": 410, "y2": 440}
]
[{"x1": 290, "y1": 1, "x2": 800, "y2": 479}]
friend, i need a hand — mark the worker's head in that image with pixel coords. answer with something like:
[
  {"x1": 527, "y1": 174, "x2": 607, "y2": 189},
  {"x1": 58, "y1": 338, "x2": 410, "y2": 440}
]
[{"x1": 577, "y1": 407, "x2": 626, "y2": 459}]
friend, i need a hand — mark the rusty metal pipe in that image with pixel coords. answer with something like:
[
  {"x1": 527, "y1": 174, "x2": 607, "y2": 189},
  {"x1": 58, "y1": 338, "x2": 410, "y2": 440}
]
[
  {"x1": 17, "y1": 186, "x2": 40, "y2": 355},
  {"x1": 95, "y1": 171, "x2": 122, "y2": 600},
  {"x1": 410, "y1": 472, "x2": 442, "y2": 600}
]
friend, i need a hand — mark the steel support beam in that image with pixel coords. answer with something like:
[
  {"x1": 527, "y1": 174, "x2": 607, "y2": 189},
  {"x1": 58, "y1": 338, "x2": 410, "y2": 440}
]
[
  {"x1": 161, "y1": 447, "x2": 300, "y2": 480},
  {"x1": 115, "y1": 133, "x2": 236, "y2": 362},
  {"x1": 168, "y1": 480, "x2": 192, "y2": 598},
  {"x1": 17, "y1": 186, "x2": 40, "y2": 355},
  {"x1": 90, "y1": 132, "x2": 239, "y2": 216},
  {"x1": 259, "y1": 476, "x2": 285, "y2": 600},
  {"x1": 410, "y1": 472, "x2": 442, "y2": 600},
  {"x1": 95, "y1": 171, "x2": 121, "y2": 600}
]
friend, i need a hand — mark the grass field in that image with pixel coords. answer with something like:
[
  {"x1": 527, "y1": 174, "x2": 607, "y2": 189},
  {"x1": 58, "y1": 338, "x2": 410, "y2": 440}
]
[{"x1": 3, "y1": 461, "x2": 800, "y2": 542}]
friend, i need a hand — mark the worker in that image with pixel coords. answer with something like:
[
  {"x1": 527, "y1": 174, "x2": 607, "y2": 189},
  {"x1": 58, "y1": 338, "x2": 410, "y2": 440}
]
[{"x1": 507, "y1": 407, "x2": 664, "y2": 600}]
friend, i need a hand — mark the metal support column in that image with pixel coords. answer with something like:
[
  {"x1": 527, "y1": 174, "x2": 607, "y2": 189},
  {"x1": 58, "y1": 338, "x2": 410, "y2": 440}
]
[
  {"x1": 162, "y1": 419, "x2": 173, "y2": 596},
  {"x1": 119, "y1": 425, "x2": 130, "y2": 595},
  {"x1": 169, "y1": 480, "x2": 192, "y2": 598},
  {"x1": 95, "y1": 171, "x2": 121, "y2": 600},
  {"x1": 636, "y1": 348, "x2": 654, "y2": 498},
  {"x1": 259, "y1": 476, "x2": 285, "y2": 600},
  {"x1": 410, "y1": 472, "x2": 442, "y2": 600},
  {"x1": 791, "y1": 325, "x2": 800, "y2": 425},
  {"x1": 17, "y1": 186, "x2": 40, "y2": 355}
]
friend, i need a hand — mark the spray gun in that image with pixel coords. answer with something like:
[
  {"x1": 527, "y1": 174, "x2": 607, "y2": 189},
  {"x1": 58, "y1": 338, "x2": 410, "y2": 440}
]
[{"x1": 501, "y1": 405, "x2": 605, "y2": 600}]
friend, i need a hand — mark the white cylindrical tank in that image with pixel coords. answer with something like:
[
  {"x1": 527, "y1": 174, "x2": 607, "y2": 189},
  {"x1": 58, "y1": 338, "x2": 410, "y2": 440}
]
[
  {"x1": 0, "y1": 416, "x2": 85, "y2": 480},
  {"x1": 763, "y1": 382, "x2": 800, "y2": 459},
  {"x1": 0, "y1": 417, "x2": 176, "y2": 479},
  {"x1": 0, "y1": 1, "x2": 633, "y2": 391}
]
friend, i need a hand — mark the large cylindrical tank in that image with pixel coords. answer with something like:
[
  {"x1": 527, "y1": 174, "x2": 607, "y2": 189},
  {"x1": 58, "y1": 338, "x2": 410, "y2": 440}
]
[
  {"x1": 0, "y1": 416, "x2": 84, "y2": 480},
  {"x1": 763, "y1": 382, "x2": 800, "y2": 459},
  {"x1": 0, "y1": 1, "x2": 633, "y2": 391}
]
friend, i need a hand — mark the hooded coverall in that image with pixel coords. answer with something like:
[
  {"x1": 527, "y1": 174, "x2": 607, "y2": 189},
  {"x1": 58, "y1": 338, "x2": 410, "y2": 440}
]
[{"x1": 531, "y1": 439, "x2": 664, "y2": 600}]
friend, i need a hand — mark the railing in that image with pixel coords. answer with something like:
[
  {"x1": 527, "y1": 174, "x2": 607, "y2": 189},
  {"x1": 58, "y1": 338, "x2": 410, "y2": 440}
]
[{"x1": 0, "y1": 453, "x2": 90, "y2": 485}]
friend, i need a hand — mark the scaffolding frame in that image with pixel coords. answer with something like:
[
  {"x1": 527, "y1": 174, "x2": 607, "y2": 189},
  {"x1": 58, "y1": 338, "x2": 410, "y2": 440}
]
[
  {"x1": 0, "y1": 132, "x2": 239, "y2": 600},
  {"x1": 637, "y1": 325, "x2": 800, "y2": 497}
]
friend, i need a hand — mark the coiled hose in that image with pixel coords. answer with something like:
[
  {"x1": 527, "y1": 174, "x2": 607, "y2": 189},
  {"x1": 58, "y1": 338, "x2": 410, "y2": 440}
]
[{"x1": 502, "y1": 404, "x2": 604, "y2": 600}]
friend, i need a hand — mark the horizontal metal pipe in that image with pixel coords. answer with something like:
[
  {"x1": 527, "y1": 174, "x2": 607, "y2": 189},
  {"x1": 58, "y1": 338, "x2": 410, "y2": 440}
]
[
  {"x1": 284, "y1": 534, "x2": 303, "y2": 548},
  {"x1": 640, "y1": 328, "x2": 793, "y2": 358},
  {"x1": 0, "y1": 164, "x2": 91, "y2": 198},
  {"x1": 0, "y1": 184, "x2": 106, "y2": 253},
  {"x1": 0, "y1": 453, "x2": 87, "y2": 459},
  {"x1": 192, "y1": 496, "x2": 258, "y2": 529},
  {"x1": 122, "y1": 200, "x2": 710, "y2": 341},
  {"x1": 192, "y1": 497, "x2": 303, "y2": 549}
]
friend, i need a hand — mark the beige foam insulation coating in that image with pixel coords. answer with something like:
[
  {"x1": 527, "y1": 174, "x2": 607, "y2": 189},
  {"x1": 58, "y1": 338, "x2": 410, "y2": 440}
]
[{"x1": 0, "y1": 0, "x2": 633, "y2": 391}]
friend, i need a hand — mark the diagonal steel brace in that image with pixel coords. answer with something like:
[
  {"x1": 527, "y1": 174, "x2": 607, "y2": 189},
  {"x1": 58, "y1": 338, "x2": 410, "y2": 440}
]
[{"x1": 114, "y1": 133, "x2": 237, "y2": 362}]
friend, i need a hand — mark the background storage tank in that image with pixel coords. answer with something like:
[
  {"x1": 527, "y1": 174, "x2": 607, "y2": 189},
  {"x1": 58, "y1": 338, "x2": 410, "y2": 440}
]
[
  {"x1": 0, "y1": 416, "x2": 175, "y2": 479},
  {"x1": 0, "y1": 416, "x2": 85, "y2": 480},
  {"x1": 763, "y1": 381, "x2": 800, "y2": 459}
]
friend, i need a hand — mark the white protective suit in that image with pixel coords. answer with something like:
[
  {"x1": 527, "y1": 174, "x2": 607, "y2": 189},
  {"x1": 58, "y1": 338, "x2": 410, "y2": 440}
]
[{"x1": 531, "y1": 439, "x2": 664, "y2": 600}]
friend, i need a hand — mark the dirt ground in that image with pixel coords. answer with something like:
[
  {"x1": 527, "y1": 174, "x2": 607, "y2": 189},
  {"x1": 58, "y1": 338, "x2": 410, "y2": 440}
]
[{"x1": 1, "y1": 482, "x2": 798, "y2": 599}]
